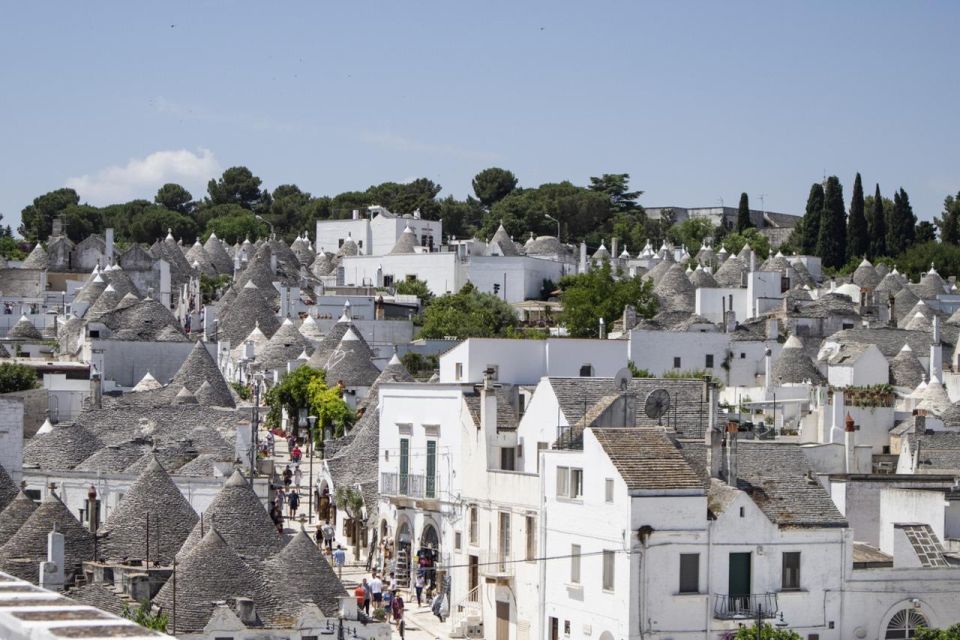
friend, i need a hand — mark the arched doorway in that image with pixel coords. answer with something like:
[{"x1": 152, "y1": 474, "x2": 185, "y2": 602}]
[
  {"x1": 417, "y1": 523, "x2": 441, "y2": 589},
  {"x1": 393, "y1": 520, "x2": 413, "y2": 588},
  {"x1": 885, "y1": 608, "x2": 928, "y2": 639}
]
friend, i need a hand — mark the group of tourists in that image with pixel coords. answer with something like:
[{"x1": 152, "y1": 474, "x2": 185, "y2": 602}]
[{"x1": 355, "y1": 570, "x2": 408, "y2": 638}]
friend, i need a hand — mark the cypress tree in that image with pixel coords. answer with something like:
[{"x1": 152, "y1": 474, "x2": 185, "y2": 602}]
[
  {"x1": 846, "y1": 173, "x2": 868, "y2": 259},
  {"x1": 867, "y1": 184, "x2": 886, "y2": 258},
  {"x1": 800, "y1": 183, "x2": 824, "y2": 255},
  {"x1": 816, "y1": 176, "x2": 847, "y2": 269},
  {"x1": 736, "y1": 192, "x2": 752, "y2": 232},
  {"x1": 887, "y1": 188, "x2": 916, "y2": 256}
]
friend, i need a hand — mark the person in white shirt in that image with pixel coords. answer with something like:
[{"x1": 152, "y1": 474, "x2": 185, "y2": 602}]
[{"x1": 370, "y1": 573, "x2": 384, "y2": 608}]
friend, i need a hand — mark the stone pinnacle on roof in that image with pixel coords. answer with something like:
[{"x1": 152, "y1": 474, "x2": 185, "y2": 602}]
[
  {"x1": 177, "y1": 469, "x2": 284, "y2": 562},
  {"x1": 99, "y1": 455, "x2": 199, "y2": 564},
  {"x1": 132, "y1": 372, "x2": 161, "y2": 392}
]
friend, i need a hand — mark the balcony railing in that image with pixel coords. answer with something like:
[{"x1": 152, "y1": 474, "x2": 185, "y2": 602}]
[
  {"x1": 380, "y1": 472, "x2": 438, "y2": 499},
  {"x1": 713, "y1": 593, "x2": 778, "y2": 620}
]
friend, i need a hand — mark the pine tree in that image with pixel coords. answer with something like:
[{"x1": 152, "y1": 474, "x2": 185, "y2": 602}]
[
  {"x1": 736, "y1": 192, "x2": 752, "y2": 232},
  {"x1": 846, "y1": 173, "x2": 868, "y2": 259},
  {"x1": 867, "y1": 184, "x2": 887, "y2": 258},
  {"x1": 887, "y1": 188, "x2": 916, "y2": 256},
  {"x1": 937, "y1": 192, "x2": 960, "y2": 245},
  {"x1": 816, "y1": 176, "x2": 847, "y2": 269},
  {"x1": 800, "y1": 183, "x2": 824, "y2": 255}
]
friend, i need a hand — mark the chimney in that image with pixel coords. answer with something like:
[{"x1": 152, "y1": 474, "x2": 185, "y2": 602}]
[
  {"x1": 888, "y1": 295, "x2": 896, "y2": 327},
  {"x1": 105, "y1": 228, "x2": 114, "y2": 264},
  {"x1": 352, "y1": 209, "x2": 360, "y2": 220},
  {"x1": 704, "y1": 379, "x2": 723, "y2": 479},
  {"x1": 480, "y1": 370, "x2": 497, "y2": 432},
  {"x1": 51, "y1": 217, "x2": 63, "y2": 238},
  {"x1": 39, "y1": 528, "x2": 65, "y2": 591},
  {"x1": 724, "y1": 309, "x2": 737, "y2": 333},
  {"x1": 844, "y1": 413, "x2": 856, "y2": 473},
  {"x1": 749, "y1": 251, "x2": 756, "y2": 273},
  {"x1": 579, "y1": 241, "x2": 588, "y2": 272},
  {"x1": 830, "y1": 390, "x2": 845, "y2": 443},
  {"x1": 725, "y1": 421, "x2": 738, "y2": 486},
  {"x1": 763, "y1": 347, "x2": 773, "y2": 394},
  {"x1": 914, "y1": 409, "x2": 927, "y2": 436},
  {"x1": 765, "y1": 318, "x2": 779, "y2": 340},
  {"x1": 934, "y1": 315, "x2": 942, "y2": 345},
  {"x1": 599, "y1": 317, "x2": 606, "y2": 339},
  {"x1": 90, "y1": 365, "x2": 102, "y2": 410},
  {"x1": 622, "y1": 305, "x2": 637, "y2": 332},
  {"x1": 235, "y1": 598, "x2": 257, "y2": 625},
  {"x1": 611, "y1": 237, "x2": 619, "y2": 259}
]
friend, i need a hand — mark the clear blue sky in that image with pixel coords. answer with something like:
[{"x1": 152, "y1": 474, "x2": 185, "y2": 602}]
[{"x1": 2, "y1": 1, "x2": 958, "y2": 233}]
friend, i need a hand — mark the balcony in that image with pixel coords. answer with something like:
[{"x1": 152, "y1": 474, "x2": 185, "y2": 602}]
[
  {"x1": 479, "y1": 550, "x2": 515, "y2": 579},
  {"x1": 380, "y1": 472, "x2": 438, "y2": 500},
  {"x1": 713, "y1": 593, "x2": 779, "y2": 620}
]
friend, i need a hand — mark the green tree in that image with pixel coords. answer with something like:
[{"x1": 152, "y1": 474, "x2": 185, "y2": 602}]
[
  {"x1": 392, "y1": 178, "x2": 443, "y2": 219},
  {"x1": 128, "y1": 207, "x2": 198, "y2": 244},
  {"x1": 437, "y1": 195, "x2": 484, "y2": 239},
  {"x1": 472, "y1": 168, "x2": 518, "y2": 208},
  {"x1": 736, "y1": 192, "x2": 752, "y2": 232},
  {"x1": 847, "y1": 173, "x2": 868, "y2": 259},
  {"x1": 558, "y1": 262, "x2": 658, "y2": 338},
  {"x1": 19, "y1": 188, "x2": 80, "y2": 242},
  {"x1": 936, "y1": 192, "x2": 960, "y2": 245},
  {"x1": 205, "y1": 211, "x2": 268, "y2": 244},
  {"x1": 799, "y1": 182, "x2": 824, "y2": 255},
  {"x1": 0, "y1": 363, "x2": 38, "y2": 393},
  {"x1": 394, "y1": 278, "x2": 434, "y2": 305},
  {"x1": 667, "y1": 217, "x2": 715, "y2": 251},
  {"x1": 588, "y1": 173, "x2": 642, "y2": 212},
  {"x1": 733, "y1": 623, "x2": 801, "y2": 640},
  {"x1": 60, "y1": 204, "x2": 105, "y2": 243},
  {"x1": 867, "y1": 183, "x2": 887, "y2": 258},
  {"x1": 914, "y1": 623, "x2": 960, "y2": 640},
  {"x1": 488, "y1": 182, "x2": 613, "y2": 243},
  {"x1": 265, "y1": 366, "x2": 353, "y2": 439},
  {"x1": 722, "y1": 228, "x2": 771, "y2": 260},
  {"x1": 891, "y1": 241, "x2": 960, "y2": 280},
  {"x1": 121, "y1": 602, "x2": 168, "y2": 632},
  {"x1": 306, "y1": 376, "x2": 355, "y2": 439},
  {"x1": 0, "y1": 236, "x2": 25, "y2": 260},
  {"x1": 154, "y1": 183, "x2": 194, "y2": 215},
  {"x1": 916, "y1": 220, "x2": 937, "y2": 244},
  {"x1": 206, "y1": 166, "x2": 267, "y2": 210},
  {"x1": 887, "y1": 187, "x2": 917, "y2": 256},
  {"x1": 418, "y1": 283, "x2": 519, "y2": 339},
  {"x1": 816, "y1": 176, "x2": 847, "y2": 269},
  {"x1": 335, "y1": 485, "x2": 366, "y2": 560}
]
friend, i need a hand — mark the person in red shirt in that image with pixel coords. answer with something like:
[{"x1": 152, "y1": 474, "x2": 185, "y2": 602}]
[
  {"x1": 355, "y1": 578, "x2": 370, "y2": 614},
  {"x1": 291, "y1": 444, "x2": 302, "y2": 463}
]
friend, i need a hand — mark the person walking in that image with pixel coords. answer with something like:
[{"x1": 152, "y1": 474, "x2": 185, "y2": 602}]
[
  {"x1": 414, "y1": 571, "x2": 425, "y2": 607},
  {"x1": 294, "y1": 465, "x2": 303, "y2": 488},
  {"x1": 355, "y1": 579, "x2": 367, "y2": 614},
  {"x1": 392, "y1": 593, "x2": 405, "y2": 638},
  {"x1": 369, "y1": 573, "x2": 383, "y2": 609},
  {"x1": 282, "y1": 465, "x2": 293, "y2": 488},
  {"x1": 359, "y1": 578, "x2": 371, "y2": 615},
  {"x1": 321, "y1": 520, "x2": 335, "y2": 552},
  {"x1": 269, "y1": 501, "x2": 283, "y2": 534},
  {"x1": 291, "y1": 443, "x2": 302, "y2": 463},
  {"x1": 288, "y1": 489, "x2": 300, "y2": 519},
  {"x1": 333, "y1": 544, "x2": 346, "y2": 578}
]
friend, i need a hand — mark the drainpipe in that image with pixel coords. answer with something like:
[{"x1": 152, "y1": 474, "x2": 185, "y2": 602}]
[{"x1": 726, "y1": 421, "x2": 738, "y2": 486}]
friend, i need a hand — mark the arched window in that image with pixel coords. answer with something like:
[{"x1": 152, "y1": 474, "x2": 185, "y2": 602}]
[{"x1": 885, "y1": 608, "x2": 928, "y2": 639}]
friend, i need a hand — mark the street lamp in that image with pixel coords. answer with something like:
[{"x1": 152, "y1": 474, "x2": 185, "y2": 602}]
[
  {"x1": 250, "y1": 372, "x2": 264, "y2": 482},
  {"x1": 544, "y1": 213, "x2": 560, "y2": 240},
  {"x1": 255, "y1": 214, "x2": 275, "y2": 240},
  {"x1": 307, "y1": 415, "x2": 317, "y2": 522}
]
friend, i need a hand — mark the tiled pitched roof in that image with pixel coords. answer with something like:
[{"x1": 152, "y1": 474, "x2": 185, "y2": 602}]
[
  {"x1": 592, "y1": 428, "x2": 702, "y2": 491},
  {"x1": 897, "y1": 523, "x2": 949, "y2": 567}
]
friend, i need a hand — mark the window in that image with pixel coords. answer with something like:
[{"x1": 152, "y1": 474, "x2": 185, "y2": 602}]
[
  {"x1": 673, "y1": 356, "x2": 681, "y2": 368},
  {"x1": 570, "y1": 544, "x2": 581, "y2": 584},
  {"x1": 740, "y1": 352, "x2": 746, "y2": 359},
  {"x1": 739, "y1": 506, "x2": 745, "y2": 517},
  {"x1": 469, "y1": 505, "x2": 478, "y2": 544},
  {"x1": 782, "y1": 552, "x2": 801, "y2": 590},
  {"x1": 579, "y1": 364, "x2": 593, "y2": 377},
  {"x1": 357, "y1": 240, "x2": 363, "y2": 249},
  {"x1": 455, "y1": 363, "x2": 463, "y2": 381},
  {"x1": 679, "y1": 553, "x2": 699, "y2": 593},
  {"x1": 383, "y1": 274, "x2": 394, "y2": 287},
  {"x1": 705, "y1": 354, "x2": 714, "y2": 368},
  {"x1": 338, "y1": 238, "x2": 345, "y2": 247},
  {"x1": 564, "y1": 620, "x2": 571, "y2": 636},
  {"x1": 406, "y1": 274, "x2": 416, "y2": 282},
  {"x1": 500, "y1": 447, "x2": 516, "y2": 471},
  {"x1": 426, "y1": 441, "x2": 437, "y2": 498},
  {"x1": 526, "y1": 515, "x2": 536, "y2": 561},
  {"x1": 556, "y1": 467, "x2": 584, "y2": 499},
  {"x1": 455, "y1": 532, "x2": 462, "y2": 550},
  {"x1": 399, "y1": 438, "x2": 410, "y2": 495},
  {"x1": 602, "y1": 550, "x2": 615, "y2": 591},
  {"x1": 605, "y1": 478, "x2": 614, "y2": 503}
]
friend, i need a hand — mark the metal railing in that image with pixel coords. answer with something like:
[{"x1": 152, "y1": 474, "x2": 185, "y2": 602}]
[
  {"x1": 450, "y1": 584, "x2": 482, "y2": 631},
  {"x1": 380, "y1": 472, "x2": 437, "y2": 499},
  {"x1": 713, "y1": 593, "x2": 778, "y2": 620}
]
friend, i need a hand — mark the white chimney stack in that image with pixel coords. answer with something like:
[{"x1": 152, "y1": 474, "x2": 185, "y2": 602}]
[{"x1": 39, "y1": 528, "x2": 65, "y2": 591}]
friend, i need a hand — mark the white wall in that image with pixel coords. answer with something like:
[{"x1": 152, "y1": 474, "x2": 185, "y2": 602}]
[
  {"x1": 0, "y1": 398, "x2": 24, "y2": 484},
  {"x1": 315, "y1": 218, "x2": 371, "y2": 255},
  {"x1": 879, "y1": 488, "x2": 946, "y2": 556}
]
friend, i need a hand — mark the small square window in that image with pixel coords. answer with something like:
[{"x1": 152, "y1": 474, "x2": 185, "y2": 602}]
[
  {"x1": 579, "y1": 364, "x2": 593, "y2": 377},
  {"x1": 564, "y1": 620, "x2": 571, "y2": 636},
  {"x1": 673, "y1": 356, "x2": 681, "y2": 368},
  {"x1": 740, "y1": 352, "x2": 746, "y2": 359},
  {"x1": 782, "y1": 552, "x2": 801, "y2": 590},
  {"x1": 705, "y1": 354, "x2": 714, "y2": 368}
]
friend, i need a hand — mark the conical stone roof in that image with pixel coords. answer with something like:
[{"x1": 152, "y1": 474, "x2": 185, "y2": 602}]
[
  {"x1": 167, "y1": 341, "x2": 235, "y2": 408},
  {"x1": 714, "y1": 255, "x2": 748, "y2": 287},
  {"x1": 309, "y1": 252, "x2": 335, "y2": 277},
  {"x1": 642, "y1": 253, "x2": 675, "y2": 286},
  {"x1": 298, "y1": 315, "x2": 324, "y2": 343},
  {"x1": 323, "y1": 327, "x2": 381, "y2": 387},
  {"x1": 772, "y1": 335, "x2": 825, "y2": 385},
  {"x1": 916, "y1": 268, "x2": 947, "y2": 299},
  {"x1": 892, "y1": 287, "x2": 920, "y2": 324},
  {"x1": 265, "y1": 530, "x2": 347, "y2": 619},
  {"x1": 177, "y1": 469, "x2": 283, "y2": 562},
  {"x1": 306, "y1": 314, "x2": 367, "y2": 369},
  {"x1": 23, "y1": 423, "x2": 104, "y2": 471},
  {"x1": 257, "y1": 318, "x2": 311, "y2": 372},
  {"x1": 851, "y1": 258, "x2": 881, "y2": 289},
  {"x1": 654, "y1": 263, "x2": 696, "y2": 313},
  {"x1": 0, "y1": 492, "x2": 94, "y2": 583},
  {"x1": 890, "y1": 344, "x2": 925, "y2": 389},
  {"x1": 0, "y1": 491, "x2": 37, "y2": 546},
  {"x1": 389, "y1": 225, "x2": 419, "y2": 255},
  {"x1": 74, "y1": 440, "x2": 149, "y2": 473},
  {"x1": 218, "y1": 281, "x2": 281, "y2": 347},
  {"x1": 7, "y1": 315, "x2": 42, "y2": 340},
  {"x1": 73, "y1": 274, "x2": 108, "y2": 307},
  {"x1": 0, "y1": 462, "x2": 18, "y2": 512},
  {"x1": 21, "y1": 243, "x2": 48, "y2": 270},
  {"x1": 84, "y1": 284, "x2": 122, "y2": 320},
  {"x1": 185, "y1": 241, "x2": 217, "y2": 277},
  {"x1": 204, "y1": 232, "x2": 234, "y2": 274},
  {"x1": 231, "y1": 323, "x2": 270, "y2": 363},
  {"x1": 157, "y1": 528, "x2": 278, "y2": 634},
  {"x1": 132, "y1": 372, "x2": 161, "y2": 392},
  {"x1": 99, "y1": 456, "x2": 199, "y2": 564},
  {"x1": 688, "y1": 266, "x2": 718, "y2": 289},
  {"x1": 876, "y1": 271, "x2": 905, "y2": 297},
  {"x1": 173, "y1": 386, "x2": 198, "y2": 405},
  {"x1": 490, "y1": 224, "x2": 519, "y2": 257},
  {"x1": 100, "y1": 267, "x2": 140, "y2": 299},
  {"x1": 918, "y1": 377, "x2": 952, "y2": 416}
]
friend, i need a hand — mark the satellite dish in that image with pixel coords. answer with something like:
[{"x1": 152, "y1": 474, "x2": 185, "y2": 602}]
[
  {"x1": 613, "y1": 367, "x2": 632, "y2": 392},
  {"x1": 644, "y1": 389, "x2": 671, "y2": 425}
]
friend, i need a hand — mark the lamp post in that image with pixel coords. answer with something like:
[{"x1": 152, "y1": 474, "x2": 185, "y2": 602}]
[
  {"x1": 255, "y1": 215, "x2": 275, "y2": 240},
  {"x1": 307, "y1": 415, "x2": 317, "y2": 523},
  {"x1": 251, "y1": 372, "x2": 263, "y2": 482},
  {"x1": 544, "y1": 213, "x2": 560, "y2": 240}
]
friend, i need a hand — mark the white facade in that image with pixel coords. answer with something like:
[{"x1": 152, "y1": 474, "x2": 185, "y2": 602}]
[{"x1": 315, "y1": 208, "x2": 442, "y2": 257}]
